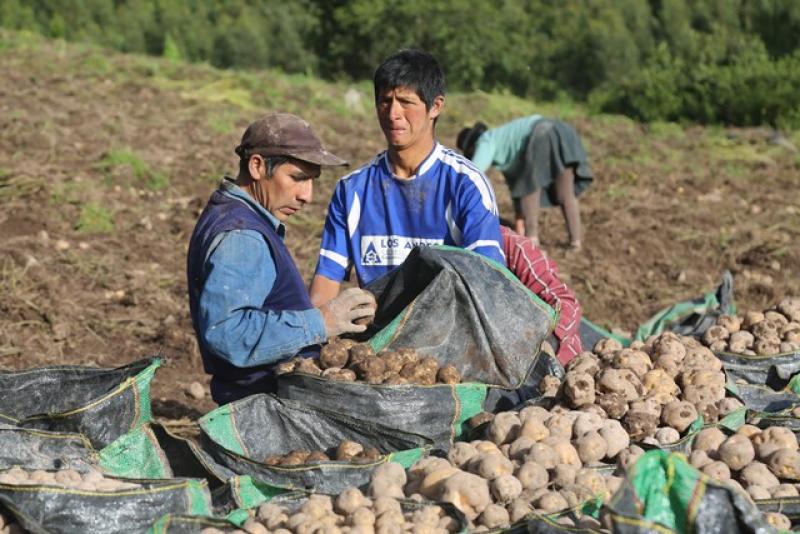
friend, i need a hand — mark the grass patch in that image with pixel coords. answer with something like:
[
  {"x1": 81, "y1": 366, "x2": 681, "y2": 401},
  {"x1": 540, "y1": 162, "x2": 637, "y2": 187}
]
[
  {"x1": 76, "y1": 202, "x2": 114, "y2": 234},
  {"x1": 97, "y1": 148, "x2": 170, "y2": 191}
]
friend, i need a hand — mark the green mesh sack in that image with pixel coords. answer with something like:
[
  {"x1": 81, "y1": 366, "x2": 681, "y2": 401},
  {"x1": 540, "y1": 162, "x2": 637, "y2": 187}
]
[
  {"x1": 604, "y1": 450, "x2": 771, "y2": 533},
  {"x1": 99, "y1": 424, "x2": 173, "y2": 480}
]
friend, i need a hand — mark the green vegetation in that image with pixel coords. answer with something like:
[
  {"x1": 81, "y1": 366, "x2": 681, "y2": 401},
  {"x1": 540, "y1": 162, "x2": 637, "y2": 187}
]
[
  {"x1": 1, "y1": 1, "x2": 799, "y2": 128},
  {"x1": 76, "y1": 202, "x2": 114, "y2": 234},
  {"x1": 97, "y1": 148, "x2": 170, "y2": 191}
]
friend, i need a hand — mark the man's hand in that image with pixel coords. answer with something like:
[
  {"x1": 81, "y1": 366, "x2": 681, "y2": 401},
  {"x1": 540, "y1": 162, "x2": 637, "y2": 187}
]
[{"x1": 319, "y1": 288, "x2": 377, "y2": 338}]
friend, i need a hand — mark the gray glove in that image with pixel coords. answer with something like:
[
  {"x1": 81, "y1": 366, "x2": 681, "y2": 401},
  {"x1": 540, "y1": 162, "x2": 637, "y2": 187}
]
[{"x1": 319, "y1": 288, "x2": 377, "y2": 338}]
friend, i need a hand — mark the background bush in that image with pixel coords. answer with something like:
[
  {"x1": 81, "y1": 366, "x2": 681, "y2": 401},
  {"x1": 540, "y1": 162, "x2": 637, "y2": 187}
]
[{"x1": 2, "y1": 0, "x2": 799, "y2": 127}]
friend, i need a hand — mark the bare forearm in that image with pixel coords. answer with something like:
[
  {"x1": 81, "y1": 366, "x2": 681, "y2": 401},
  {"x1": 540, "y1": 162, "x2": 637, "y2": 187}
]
[{"x1": 309, "y1": 274, "x2": 342, "y2": 307}]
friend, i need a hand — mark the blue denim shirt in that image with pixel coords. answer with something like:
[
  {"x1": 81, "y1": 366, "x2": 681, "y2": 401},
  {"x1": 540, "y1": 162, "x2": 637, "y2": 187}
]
[{"x1": 196, "y1": 179, "x2": 326, "y2": 368}]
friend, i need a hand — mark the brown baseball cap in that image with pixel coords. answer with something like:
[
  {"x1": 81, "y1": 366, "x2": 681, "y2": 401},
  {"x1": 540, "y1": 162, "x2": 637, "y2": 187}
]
[{"x1": 234, "y1": 113, "x2": 347, "y2": 166}]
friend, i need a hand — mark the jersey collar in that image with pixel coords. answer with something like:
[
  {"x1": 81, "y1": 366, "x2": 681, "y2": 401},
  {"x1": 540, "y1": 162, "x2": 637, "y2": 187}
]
[{"x1": 382, "y1": 142, "x2": 442, "y2": 180}]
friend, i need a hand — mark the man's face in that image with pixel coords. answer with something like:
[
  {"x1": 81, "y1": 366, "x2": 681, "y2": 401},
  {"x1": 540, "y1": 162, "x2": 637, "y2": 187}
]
[
  {"x1": 376, "y1": 86, "x2": 443, "y2": 151},
  {"x1": 258, "y1": 158, "x2": 320, "y2": 221}
]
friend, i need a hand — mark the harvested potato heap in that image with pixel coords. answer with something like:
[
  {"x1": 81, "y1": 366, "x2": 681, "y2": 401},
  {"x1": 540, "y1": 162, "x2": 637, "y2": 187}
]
[
  {"x1": 545, "y1": 332, "x2": 743, "y2": 440},
  {"x1": 277, "y1": 339, "x2": 462, "y2": 386},
  {"x1": 689, "y1": 424, "x2": 800, "y2": 531},
  {"x1": 385, "y1": 406, "x2": 624, "y2": 530},
  {"x1": 0, "y1": 467, "x2": 137, "y2": 491},
  {"x1": 264, "y1": 440, "x2": 382, "y2": 466},
  {"x1": 700, "y1": 297, "x2": 800, "y2": 355},
  {"x1": 202, "y1": 486, "x2": 459, "y2": 534}
]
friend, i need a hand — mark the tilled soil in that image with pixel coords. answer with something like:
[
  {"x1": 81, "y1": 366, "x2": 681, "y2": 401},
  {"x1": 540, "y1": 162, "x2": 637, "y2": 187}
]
[{"x1": 1, "y1": 35, "x2": 798, "y2": 420}]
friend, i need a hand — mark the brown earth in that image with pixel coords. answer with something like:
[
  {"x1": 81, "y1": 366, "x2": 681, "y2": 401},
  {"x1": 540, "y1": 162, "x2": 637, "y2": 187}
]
[{"x1": 1, "y1": 34, "x2": 798, "y2": 422}]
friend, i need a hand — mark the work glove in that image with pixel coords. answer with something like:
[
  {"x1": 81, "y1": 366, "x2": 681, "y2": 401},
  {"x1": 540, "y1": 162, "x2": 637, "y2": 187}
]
[{"x1": 319, "y1": 288, "x2": 377, "y2": 338}]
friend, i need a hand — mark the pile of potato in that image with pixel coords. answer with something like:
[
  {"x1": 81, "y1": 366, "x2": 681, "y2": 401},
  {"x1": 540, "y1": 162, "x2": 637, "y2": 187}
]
[
  {"x1": 277, "y1": 340, "x2": 462, "y2": 386},
  {"x1": 202, "y1": 488, "x2": 459, "y2": 534},
  {"x1": 0, "y1": 467, "x2": 137, "y2": 492},
  {"x1": 701, "y1": 297, "x2": 800, "y2": 355},
  {"x1": 264, "y1": 440, "x2": 381, "y2": 466},
  {"x1": 688, "y1": 424, "x2": 800, "y2": 530},
  {"x1": 542, "y1": 332, "x2": 743, "y2": 441},
  {"x1": 373, "y1": 404, "x2": 631, "y2": 530}
]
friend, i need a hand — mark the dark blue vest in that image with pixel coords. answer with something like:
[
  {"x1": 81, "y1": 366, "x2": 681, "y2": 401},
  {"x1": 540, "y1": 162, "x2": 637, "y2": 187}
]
[{"x1": 187, "y1": 189, "x2": 319, "y2": 404}]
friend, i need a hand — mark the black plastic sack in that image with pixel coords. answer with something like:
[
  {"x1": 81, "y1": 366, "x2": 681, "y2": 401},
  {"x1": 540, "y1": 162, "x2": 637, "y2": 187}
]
[
  {"x1": 484, "y1": 349, "x2": 565, "y2": 413},
  {"x1": 360, "y1": 245, "x2": 557, "y2": 388},
  {"x1": 193, "y1": 394, "x2": 431, "y2": 494},
  {"x1": 0, "y1": 426, "x2": 96, "y2": 472},
  {"x1": 278, "y1": 373, "x2": 487, "y2": 449},
  {"x1": 603, "y1": 450, "x2": 771, "y2": 534},
  {"x1": 0, "y1": 475, "x2": 211, "y2": 534},
  {"x1": 0, "y1": 358, "x2": 160, "y2": 448}
]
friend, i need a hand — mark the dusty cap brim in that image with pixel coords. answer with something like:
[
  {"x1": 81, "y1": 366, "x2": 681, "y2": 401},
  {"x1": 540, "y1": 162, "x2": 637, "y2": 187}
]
[{"x1": 289, "y1": 148, "x2": 348, "y2": 167}]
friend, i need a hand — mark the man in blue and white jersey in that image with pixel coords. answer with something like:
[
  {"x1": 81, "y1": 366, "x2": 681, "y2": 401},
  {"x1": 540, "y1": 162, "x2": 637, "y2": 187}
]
[{"x1": 310, "y1": 49, "x2": 505, "y2": 305}]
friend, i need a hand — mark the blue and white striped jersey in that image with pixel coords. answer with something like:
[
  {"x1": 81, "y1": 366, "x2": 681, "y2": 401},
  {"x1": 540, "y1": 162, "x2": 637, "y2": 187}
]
[{"x1": 315, "y1": 142, "x2": 505, "y2": 286}]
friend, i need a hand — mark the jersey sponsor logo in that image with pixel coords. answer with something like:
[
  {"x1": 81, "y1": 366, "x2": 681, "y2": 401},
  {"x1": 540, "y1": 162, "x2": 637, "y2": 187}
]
[{"x1": 361, "y1": 235, "x2": 444, "y2": 266}]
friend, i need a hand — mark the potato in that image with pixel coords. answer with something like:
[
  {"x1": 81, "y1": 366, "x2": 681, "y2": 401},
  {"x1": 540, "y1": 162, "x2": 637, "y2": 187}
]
[
  {"x1": 596, "y1": 369, "x2": 639, "y2": 402},
  {"x1": 574, "y1": 468, "x2": 607, "y2": 497},
  {"x1": 764, "y1": 512, "x2": 791, "y2": 531},
  {"x1": 295, "y1": 358, "x2": 323, "y2": 376},
  {"x1": 740, "y1": 462, "x2": 779, "y2": 489},
  {"x1": 525, "y1": 443, "x2": 558, "y2": 469},
  {"x1": 438, "y1": 472, "x2": 491, "y2": 520},
  {"x1": 641, "y1": 369, "x2": 679, "y2": 403},
  {"x1": 535, "y1": 491, "x2": 569, "y2": 513},
  {"x1": 573, "y1": 412, "x2": 603, "y2": 437},
  {"x1": 599, "y1": 420, "x2": 629, "y2": 459},
  {"x1": 575, "y1": 431, "x2": 607, "y2": 464},
  {"x1": 507, "y1": 437, "x2": 535, "y2": 461},
  {"x1": 477, "y1": 503, "x2": 510, "y2": 529},
  {"x1": 563, "y1": 372, "x2": 595, "y2": 407},
  {"x1": 753, "y1": 427, "x2": 798, "y2": 460},
  {"x1": 551, "y1": 464, "x2": 578, "y2": 488},
  {"x1": 548, "y1": 439, "x2": 582, "y2": 467},
  {"x1": 419, "y1": 467, "x2": 460, "y2": 499},
  {"x1": 612, "y1": 349, "x2": 652, "y2": 378},
  {"x1": 447, "y1": 442, "x2": 478, "y2": 468},
  {"x1": 336, "y1": 441, "x2": 364, "y2": 461},
  {"x1": 717, "y1": 434, "x2": 755, "y2": 471},
  {"x1": 693, "y1": 427, "x2": 726, "y2": 455},
  {"x1": 536, "y1": 375, "x2": 561, "y2": 397},
  {"x1": 518, "y1": 419, "x2": 549, "y2": 442},
  {"x1": 689, "y1": 450, "x2": 713, "y2": 470},
  {"x1": 566, "y1": 352, "x2": 600, "y2": 376},
  {"x1": 490, "y1": 474, "x2": 522, "y2": 503},
  {"x1": 746, "y1": 484, "x2": 771, "y2": 500},
  {"x1": 661, "y1": 401, "x2": 698, "y2": 433},
  {"x1": 436, "y1": 365, "x2": 461, "y2": 385},
  {"x1": 596, "y1": 392, "x2": 628, "y2": 419},
  {"x1": 624, "y1": 411, "x2": 658, "y2": 440},
  {"x1": 320, "y1": 342, "x2": 350, "y2": 369},
  {"x1": 770, "y1": 483, "x2": 799, "y2": 498},
  {"x1": 507, "y1": 498, "x2": 533, "y2": 523},
  {"x1": 767, "y1": 449, "x2": 800, "y2": 480},
  {"x1": 545, "y1": 413, "x2": 574, "y2": 439},
  {"x1": 487, "y1": 412, "x2": 521, "y2": 445},
  {"x1": 471, "y1": 453, "x2": 514, "y2": 480},
  {"x1": 518, "y1": 405, "x2": 549, "y2": 424},
  {"x1": 655, "y1": 427, "x2": 680, "y2": 445},
  {"x1": 701, "y1": 461, "x2": 731, "y2": 481},
  {"x1": 516, "y1": 461, "x2": 548, "y2": 491},
  {"x1": 617, "y1": 445, "x2": 645, "y2": 471}
]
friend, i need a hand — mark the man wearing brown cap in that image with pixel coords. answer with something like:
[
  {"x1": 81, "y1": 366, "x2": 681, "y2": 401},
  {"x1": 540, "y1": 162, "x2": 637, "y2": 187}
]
[{"x1": 188, "y1": 113, "x2": 376, "y2": 405}]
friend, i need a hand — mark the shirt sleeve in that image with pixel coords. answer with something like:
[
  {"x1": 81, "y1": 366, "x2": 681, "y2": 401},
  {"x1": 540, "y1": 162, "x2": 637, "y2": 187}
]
[
  {"x1": 315, "y1": 181, "x2": 351, "y2": 282},
  {"x1": 198, "y1": 230, "x2": 326, "y2": 367},
  {"x1": 455, "y1": 169, "x2": 506, "y2": 265},
  {"x1": 470, "y1": 136, "x2": 494, "y2": 172},
  {"x1": 501, "y1": 226, "x2": 583, "y2": 364}
]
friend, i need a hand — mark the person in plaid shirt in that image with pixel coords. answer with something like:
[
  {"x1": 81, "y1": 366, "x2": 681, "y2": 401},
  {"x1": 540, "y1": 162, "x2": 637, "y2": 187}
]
[{"x1": 501, "y1": 225, "x2": 582, "y2": 364}]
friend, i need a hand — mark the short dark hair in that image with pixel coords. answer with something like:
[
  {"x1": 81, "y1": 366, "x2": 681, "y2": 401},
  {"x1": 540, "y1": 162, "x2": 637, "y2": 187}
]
[
  {"x1": 238, "y1": 154, "x2": 291, "y2": 178},
  {"x1": 373, "y1": 49, "x2": 445, "y2": 110},
  {"x1": 456, "y1": 122, "x2": 488, "y2": 160}
]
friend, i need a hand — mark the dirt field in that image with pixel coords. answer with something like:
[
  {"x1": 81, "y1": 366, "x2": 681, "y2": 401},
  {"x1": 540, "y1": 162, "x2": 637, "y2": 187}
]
[{"x1": 1, "y1": 33, "x2": 798, "y2": 420}]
